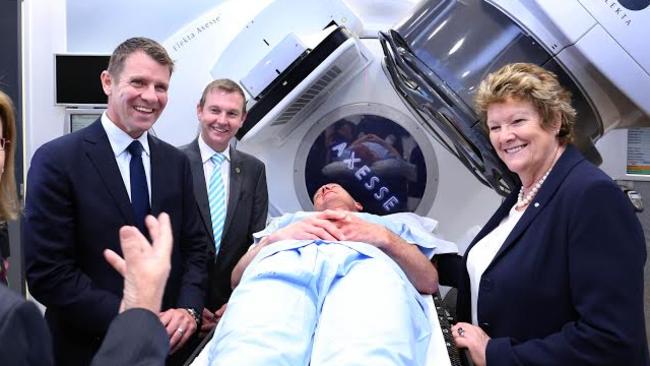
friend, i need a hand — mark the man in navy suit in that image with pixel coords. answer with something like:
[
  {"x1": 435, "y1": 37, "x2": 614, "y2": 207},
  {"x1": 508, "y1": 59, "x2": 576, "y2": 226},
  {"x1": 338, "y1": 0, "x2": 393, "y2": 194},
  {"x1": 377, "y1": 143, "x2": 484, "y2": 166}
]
[
  {"x1": 24, "y1": 37, "x2": 208, "y2": 365},
  {"x1": 180, "y1": 79, "x2": 268, "y2": 337}
]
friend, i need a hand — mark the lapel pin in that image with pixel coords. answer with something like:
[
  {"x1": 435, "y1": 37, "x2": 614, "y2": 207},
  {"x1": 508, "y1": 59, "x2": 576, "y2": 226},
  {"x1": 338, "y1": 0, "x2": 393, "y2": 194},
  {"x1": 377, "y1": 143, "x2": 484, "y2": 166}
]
[
  {"x1": 534, "y1": 202, "x2": 540, "y2": 208},
  {"x1": 235, "y1": 167, "x2": 241, "y2": 174}
]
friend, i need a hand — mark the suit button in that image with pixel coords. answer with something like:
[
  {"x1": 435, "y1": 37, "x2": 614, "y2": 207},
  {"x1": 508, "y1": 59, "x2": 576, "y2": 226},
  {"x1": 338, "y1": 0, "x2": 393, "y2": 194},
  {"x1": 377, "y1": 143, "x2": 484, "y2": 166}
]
[{"x1": 480, "y1": 277, "x2": 493, "y2": 291}]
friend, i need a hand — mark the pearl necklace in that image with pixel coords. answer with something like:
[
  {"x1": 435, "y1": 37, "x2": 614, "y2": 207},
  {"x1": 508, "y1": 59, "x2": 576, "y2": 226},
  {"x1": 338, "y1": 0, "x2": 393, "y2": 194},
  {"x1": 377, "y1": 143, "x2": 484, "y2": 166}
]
[{"x1": 516, "y1": 168, "x2": 552, "y2": 209}]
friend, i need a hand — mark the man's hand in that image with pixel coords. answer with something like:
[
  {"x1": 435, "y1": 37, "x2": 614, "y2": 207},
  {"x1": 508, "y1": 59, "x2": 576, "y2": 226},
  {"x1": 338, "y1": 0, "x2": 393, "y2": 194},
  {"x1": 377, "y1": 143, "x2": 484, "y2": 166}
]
[
  {"x1": 215, "y1": 302, "x2": 227, "y2": 321},
  {"x1": 328, "y1": 212, "x2": 393, "y2": 249},
  {"x1": 330, "y1": 213, "x2": 439, "y2": 294},
  {"x1": 199, "y1": 303, "x2": 228, "y2": 337},
  {"x1": 264, "y1": 210, "x2": 348, "y2": 244},
  {"x1": 200, "y1": 308, "x2": 217, "y2": 337},
  {"x1": 103, "y1": 213, "x2": 173, "y2": 313},
  {"x1": 232, "y1": 210, "x2": 349, "y2": 289},
  {"x1": 159, "y1": 308, "x2": 197, "y2": 354}
]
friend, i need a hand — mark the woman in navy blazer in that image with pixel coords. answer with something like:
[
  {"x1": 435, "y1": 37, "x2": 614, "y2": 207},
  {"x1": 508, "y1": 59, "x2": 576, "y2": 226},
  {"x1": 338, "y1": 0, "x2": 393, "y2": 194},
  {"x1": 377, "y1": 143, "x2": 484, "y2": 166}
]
[{"x1": 451, "y1": 63, "x2": 649, "y2": 366}]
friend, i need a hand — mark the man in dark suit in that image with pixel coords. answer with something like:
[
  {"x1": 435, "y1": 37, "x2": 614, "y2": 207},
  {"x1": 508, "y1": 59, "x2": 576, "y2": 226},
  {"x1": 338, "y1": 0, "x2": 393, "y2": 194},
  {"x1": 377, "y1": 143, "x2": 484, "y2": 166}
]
[
  {"x1": 24, "y1": 37, "x2": 208, "y2": 365},
  {"x1": 181, "y1": 79, "x2": 268, "y2": 336},
  {"x1": 1, "y1": 213, "x2": 174, "y2": 366}
]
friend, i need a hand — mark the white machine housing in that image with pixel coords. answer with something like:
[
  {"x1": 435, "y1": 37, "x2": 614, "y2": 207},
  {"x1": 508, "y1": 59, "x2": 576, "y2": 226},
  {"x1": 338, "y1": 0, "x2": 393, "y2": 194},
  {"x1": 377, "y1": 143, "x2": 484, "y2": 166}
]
[
  {"x1": 489, "y1": 0, "x2": 650, "y2": 130},
  {"x1": 154, "y1": 0, "x2": 649, "y2": 245}
]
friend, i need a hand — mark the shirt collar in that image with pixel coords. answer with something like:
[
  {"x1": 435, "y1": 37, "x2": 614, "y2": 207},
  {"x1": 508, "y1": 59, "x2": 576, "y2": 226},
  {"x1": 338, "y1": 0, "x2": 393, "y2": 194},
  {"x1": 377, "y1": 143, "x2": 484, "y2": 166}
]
[
  {"x1": 198, "y1": 133, "x2": 230, "y2": 164},
  {"x1": 101, "y1": 112, "x2": 150, "y2": 157}
]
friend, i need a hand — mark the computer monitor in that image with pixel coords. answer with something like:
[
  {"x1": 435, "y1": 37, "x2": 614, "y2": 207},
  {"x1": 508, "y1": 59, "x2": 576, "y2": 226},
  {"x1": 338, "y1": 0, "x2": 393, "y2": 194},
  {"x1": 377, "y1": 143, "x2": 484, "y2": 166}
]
[{"x1": 55, "y1": 54, "x2": 110, "y2": 106}]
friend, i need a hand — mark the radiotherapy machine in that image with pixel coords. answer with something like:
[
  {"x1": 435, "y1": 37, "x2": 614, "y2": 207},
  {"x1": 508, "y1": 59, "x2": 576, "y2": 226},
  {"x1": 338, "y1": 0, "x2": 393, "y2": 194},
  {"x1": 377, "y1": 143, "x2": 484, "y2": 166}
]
[
  {"x1": 151, "y1": 0, "x2": 650, "y2": 364},
  {"x1": 155, "y1": 0, "x2": 650, "y2": 243}
]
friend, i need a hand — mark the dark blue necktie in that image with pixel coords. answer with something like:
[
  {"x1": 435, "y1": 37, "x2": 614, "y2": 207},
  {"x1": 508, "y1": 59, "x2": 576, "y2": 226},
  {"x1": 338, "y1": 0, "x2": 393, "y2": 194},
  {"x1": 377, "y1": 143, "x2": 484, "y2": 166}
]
[{"x1": 127, "y1": 141, "x2": 150, "y2": 233}]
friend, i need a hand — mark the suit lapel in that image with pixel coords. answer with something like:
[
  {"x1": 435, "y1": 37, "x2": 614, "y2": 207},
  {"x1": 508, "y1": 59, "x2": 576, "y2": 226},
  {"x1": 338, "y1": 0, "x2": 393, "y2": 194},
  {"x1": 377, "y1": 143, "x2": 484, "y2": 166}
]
[
  {"x1": 83, "y1": 120, "x2": 134, "y2": 224},
  {"x1": 490, "y1": 145, "x2": 584, "y2": 265},
  {"x1": 223, "y1": 146, "x2": 242, "y2": 238},
  {"x1": 187, "y1": 140, "x2": 215, "y2": 247}
]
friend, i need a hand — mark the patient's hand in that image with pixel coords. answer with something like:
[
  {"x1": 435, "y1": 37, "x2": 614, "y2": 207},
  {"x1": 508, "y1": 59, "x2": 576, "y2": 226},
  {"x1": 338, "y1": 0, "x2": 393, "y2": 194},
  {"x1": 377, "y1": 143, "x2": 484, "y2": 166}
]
[
  {"x1": 200, "y1": 303, "x2": 228, "y2": 337},
  {"x1": 333, "y1": 214, "x2": 440, "y2": 294},
  {"x1": 264, "y1": 211, "x2": 347, "y2": 244},
  {"x1": 332, "y1": 213, "x2": 391, "y2": 249},
  {"x1": 215, "y1": 303, "x2": 227, "y2": 321},
  {"x1": 200, "y1": 308, "x2": 217, "y2": 337}
]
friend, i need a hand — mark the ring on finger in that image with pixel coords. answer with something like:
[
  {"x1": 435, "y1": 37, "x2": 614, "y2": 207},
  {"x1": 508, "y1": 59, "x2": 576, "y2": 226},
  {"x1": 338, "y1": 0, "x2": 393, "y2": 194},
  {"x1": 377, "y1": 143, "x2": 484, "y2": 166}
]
[
  {"x1": 458, "y1": 327, "x2": 465, "y2": 337},
  {"x1": 176, "y1": 327, "x2": 185, "y2": 335}
]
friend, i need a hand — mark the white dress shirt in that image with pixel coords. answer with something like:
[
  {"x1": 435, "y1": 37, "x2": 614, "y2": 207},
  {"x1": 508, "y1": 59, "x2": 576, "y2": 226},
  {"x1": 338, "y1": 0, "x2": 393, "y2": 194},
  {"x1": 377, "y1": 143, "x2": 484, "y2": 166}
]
[
  {"x1": 466, "y1": 204, "x2": 524, "y2": 325},
  {"x1": 198, "y1": 134, "x2": 231, "y2": 206},
  {"x1": 101, "y1": 113, "x2": 151, "y2": 203}
]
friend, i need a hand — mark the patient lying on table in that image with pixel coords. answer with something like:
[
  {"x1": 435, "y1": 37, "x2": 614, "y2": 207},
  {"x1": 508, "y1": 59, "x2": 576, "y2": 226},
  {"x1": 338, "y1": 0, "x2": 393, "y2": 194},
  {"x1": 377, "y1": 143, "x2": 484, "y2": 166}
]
[{"x1": 199, "y1": 183, "x2": 456, "y2": 366}]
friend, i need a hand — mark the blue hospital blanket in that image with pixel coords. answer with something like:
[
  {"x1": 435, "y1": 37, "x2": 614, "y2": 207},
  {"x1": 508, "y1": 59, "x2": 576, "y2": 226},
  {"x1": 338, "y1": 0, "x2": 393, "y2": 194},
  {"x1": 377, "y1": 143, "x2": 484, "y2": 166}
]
[{"x1": 199, "y1": 211, "x2": 458, "y2": 365}]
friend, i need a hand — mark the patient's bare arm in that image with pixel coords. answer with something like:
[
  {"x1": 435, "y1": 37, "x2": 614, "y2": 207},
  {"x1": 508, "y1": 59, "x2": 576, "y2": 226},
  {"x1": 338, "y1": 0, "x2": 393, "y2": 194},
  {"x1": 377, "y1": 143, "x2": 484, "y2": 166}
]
[
  {"x1": 334, "y1": 214, "x2": 438, "y2": 294},
  {"x1": 231, "y1": 211, "x2": 347, "y2": 288}
]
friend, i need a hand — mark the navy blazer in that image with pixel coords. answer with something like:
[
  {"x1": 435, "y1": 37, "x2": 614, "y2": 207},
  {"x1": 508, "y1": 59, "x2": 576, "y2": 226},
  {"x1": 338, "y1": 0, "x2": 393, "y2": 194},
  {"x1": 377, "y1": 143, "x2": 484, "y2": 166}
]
[
  {"x1": 24, "y1": 120, "x2": 208, "y2": 365},
  {"x1": 457, "y1": 145, "x2": 649, "y2": 365},
  {"x1": 181, "y1": 140, "x2": 268, "y2": 310}
]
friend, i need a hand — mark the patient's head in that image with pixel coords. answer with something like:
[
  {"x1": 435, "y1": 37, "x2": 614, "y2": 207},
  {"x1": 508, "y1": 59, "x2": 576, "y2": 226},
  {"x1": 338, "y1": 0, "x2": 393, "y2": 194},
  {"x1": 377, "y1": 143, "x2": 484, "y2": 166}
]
[{"x1": 313, "y1": 183, "x2": 363, "y2": 212}]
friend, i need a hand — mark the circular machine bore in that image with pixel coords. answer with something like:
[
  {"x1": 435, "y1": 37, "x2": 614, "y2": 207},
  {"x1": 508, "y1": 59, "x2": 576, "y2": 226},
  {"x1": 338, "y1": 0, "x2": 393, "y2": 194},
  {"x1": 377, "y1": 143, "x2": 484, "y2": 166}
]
[{"x1": 294, "y1": 103, "x2": 438, "y2": 215}]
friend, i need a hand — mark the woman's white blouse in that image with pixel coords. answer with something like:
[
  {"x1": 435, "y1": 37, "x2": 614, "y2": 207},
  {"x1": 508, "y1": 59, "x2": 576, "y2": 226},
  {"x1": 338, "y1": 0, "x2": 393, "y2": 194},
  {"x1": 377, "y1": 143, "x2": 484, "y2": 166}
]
[{"x1": 466, "y1": 204, "x2": 525, "y2": 325}]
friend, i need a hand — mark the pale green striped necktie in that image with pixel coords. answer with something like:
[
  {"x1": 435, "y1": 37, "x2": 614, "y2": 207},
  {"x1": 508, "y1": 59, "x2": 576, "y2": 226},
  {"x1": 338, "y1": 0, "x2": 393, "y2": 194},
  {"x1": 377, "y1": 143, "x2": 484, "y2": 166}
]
[{"x1": 208, "y1": 153, "x2": 226, "y2": 254}]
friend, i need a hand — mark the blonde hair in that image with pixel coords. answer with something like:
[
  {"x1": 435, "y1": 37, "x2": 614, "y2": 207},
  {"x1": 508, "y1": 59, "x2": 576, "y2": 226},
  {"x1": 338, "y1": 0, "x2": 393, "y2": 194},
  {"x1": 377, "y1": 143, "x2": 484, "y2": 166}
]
[
  {"x1": 0, "y1": 90, "x2": 19, "y2": 220},
  {"x1": 474, "y1": 63, "x2": 576, "y2": 144}
]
